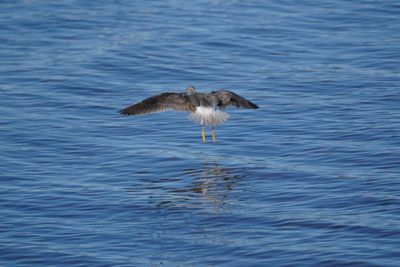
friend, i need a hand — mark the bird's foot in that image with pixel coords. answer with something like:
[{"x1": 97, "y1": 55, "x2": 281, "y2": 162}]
[
  {"x1": 212, "y1": 128, "x2": 217, "y2": 143},
  {"x1": 202, "y1": 127, "x2": 206, "y2": 143}
]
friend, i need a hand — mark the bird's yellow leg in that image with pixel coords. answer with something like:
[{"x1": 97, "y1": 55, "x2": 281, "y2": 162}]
[
  {"x1": 202, "y1": 126, "x2": 206, "y2": 143},
  {"x1": 212, "y1": 126, "x2": 217, "y2": 143}
]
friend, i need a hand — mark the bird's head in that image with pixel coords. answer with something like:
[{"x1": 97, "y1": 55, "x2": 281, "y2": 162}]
[{"x1": 186, "y1": 85, "x2": 196, "y2": 95}]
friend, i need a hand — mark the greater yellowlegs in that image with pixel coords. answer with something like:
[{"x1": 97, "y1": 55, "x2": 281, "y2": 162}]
[{"x1": 119, "y1": 86, "x2": 259, "y2": 143}]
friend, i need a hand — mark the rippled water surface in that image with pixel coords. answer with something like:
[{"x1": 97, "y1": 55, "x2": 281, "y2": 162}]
[{"x1": 1, "y1": 1, "x2": 400, "y2": 266}]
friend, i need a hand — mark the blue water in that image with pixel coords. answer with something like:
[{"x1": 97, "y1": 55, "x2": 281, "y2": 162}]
[{"x1": 1, "y1": 1, "x2": 400, "y2": 266}]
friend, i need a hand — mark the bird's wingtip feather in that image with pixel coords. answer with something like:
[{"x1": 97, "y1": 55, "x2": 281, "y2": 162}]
[{"x1": 119, "y1": 108, "x2": 132, "y2": 115}]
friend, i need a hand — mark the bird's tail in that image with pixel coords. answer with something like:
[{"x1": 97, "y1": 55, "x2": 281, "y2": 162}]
[{"x1": 189, "y1": 107, "x2": 229, "y2": 126}]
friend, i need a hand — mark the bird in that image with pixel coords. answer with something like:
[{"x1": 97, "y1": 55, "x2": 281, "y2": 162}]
[{"x1": 119, "y1": 86, "x2": 259, "y2": 143}]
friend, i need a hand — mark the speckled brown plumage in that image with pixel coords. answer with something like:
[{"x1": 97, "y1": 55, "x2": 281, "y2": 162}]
[
  {"x1": 119, "y1": 86, "x2": 259, "y2": 143},
  {"x1": 119, "y1": 86, "x2": 258, "y2": 116}
]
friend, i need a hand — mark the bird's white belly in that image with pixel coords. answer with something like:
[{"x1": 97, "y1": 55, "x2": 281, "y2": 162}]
[{"x1": 189, "y1": 106, "x2": 229, "y2": 126}]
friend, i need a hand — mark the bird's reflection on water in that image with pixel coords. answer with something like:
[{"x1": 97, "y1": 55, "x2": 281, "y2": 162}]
[
  {"x1": 127, "y1": 159, "x2": 247, "y2": 209},
  {"x1": 180, "y1": 160, "x2": 245, "y2": 195}
]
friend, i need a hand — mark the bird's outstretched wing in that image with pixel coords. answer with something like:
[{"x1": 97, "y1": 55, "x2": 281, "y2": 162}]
[
  {"x1": 119, "y1": 92, "x2": 196, "y2": 115},
  {"x1": 211, "y1": 90, "x2": 259, "y2": 109}
]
